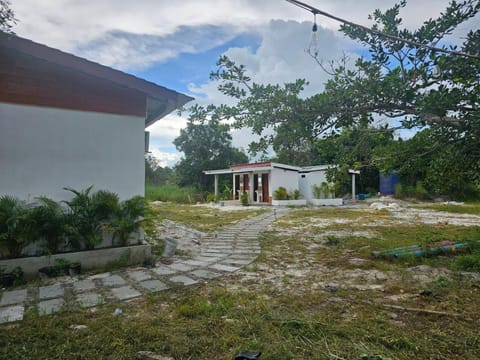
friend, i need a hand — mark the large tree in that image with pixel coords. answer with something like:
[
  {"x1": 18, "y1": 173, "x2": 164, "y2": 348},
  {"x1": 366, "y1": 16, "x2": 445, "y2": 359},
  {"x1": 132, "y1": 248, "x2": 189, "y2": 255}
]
[
  {"x1": 173, "y1": 118, "x2": 248, "y2": 190},
  {"x1": 188, "y1": 1, "x2": 479, "y2": 198}
]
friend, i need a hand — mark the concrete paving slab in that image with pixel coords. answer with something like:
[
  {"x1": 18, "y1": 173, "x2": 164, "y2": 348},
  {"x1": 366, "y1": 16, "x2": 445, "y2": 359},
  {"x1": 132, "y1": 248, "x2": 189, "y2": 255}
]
[
  {"x1": 73, "y1": 279, "x2": 96, "y2": 293},
  {"x1": 126, "y1": 270, "x2": 152, "y2": 282},
  {"x1": 38, "y1": 298, "x2": 64, "y2": 315},
  {"x1": 190, "y1": 269, "x2": 222, "y2": 280},
  {"x1": 168, "y1": 263, "x2": 194, "y2": 272},
  {"x1": 88, "y1": 272, "x2": 111, "y2": 280},
  {"x1": 77, "y1": 292, "x2": 103, "y2": 308},
  {"x1": 139, "y1": 280, "x2": 169, "y2": 292},
  {"x1": 0, "y1": 305, "x2": 24, "y2": 323},
  {"x1": 102, "y1": 275, "x2": 127, "y2": 287},
  {"x1": 208, "y1": 264, "x2": 240, "y2": 273},
  {"x1": 110, "y1": 286, "x2": 142, "y2": 300},
  {"x1": 169, "y1": 275, "x2": 198, "y2": 286},
  {"x1": 182, "y1": 259, "x2": 210, "y2": 267},
  {"x1": 0, "y1": 289, "x2": 28, "y2": 306},
  {"x1": 152, "y1": 266, "x2": 176, "y2": 276},
  {"x1": 39, "y1": 283, "x2": 64, "y2": 300}
]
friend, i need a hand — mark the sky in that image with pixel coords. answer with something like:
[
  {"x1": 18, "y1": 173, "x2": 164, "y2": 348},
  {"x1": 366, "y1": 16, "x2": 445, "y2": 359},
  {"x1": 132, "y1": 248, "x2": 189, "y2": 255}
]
[{"x1": 10, "y1": 0, "x2": 479, "y2": 166}]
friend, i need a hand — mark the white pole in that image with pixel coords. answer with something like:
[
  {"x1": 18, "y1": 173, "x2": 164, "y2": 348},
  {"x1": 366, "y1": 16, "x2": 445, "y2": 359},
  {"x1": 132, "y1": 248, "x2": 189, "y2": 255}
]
[{"x1": 214, "y1": 174, "x2": 219, "y2": 200}]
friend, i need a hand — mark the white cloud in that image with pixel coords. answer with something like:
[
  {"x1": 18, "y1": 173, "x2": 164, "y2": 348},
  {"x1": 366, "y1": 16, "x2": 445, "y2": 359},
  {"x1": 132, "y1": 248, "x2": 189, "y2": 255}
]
[
  {"x1": 12, "y1": 0, "x2": 471, "y2": 72},
  {"x1": 11, "y1": 0, "x2": 478, "y2": 165}
]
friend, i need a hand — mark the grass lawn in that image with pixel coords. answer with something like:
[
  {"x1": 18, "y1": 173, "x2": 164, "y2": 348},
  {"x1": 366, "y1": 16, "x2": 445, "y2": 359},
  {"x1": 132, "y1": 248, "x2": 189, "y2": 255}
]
[{"x1": 1, "y1": 205, "x2": 480, "y2": 359}]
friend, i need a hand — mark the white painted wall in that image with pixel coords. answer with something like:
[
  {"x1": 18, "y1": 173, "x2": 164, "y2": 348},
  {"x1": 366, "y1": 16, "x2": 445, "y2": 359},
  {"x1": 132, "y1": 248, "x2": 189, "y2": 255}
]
[
  {"x1": 270, "y1": 168, "x2": 299, "y2": 198},
  {"x1": 0, "y1": 102, "x2": 145, "y2": 201},
  {"x1": 299, "y1": 170, "x2": 329, "y2": 201}
]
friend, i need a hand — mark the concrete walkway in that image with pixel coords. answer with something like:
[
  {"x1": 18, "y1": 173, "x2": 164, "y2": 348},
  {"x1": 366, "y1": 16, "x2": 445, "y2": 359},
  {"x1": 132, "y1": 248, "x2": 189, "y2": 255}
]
[{"x1": 0, "y1": 209, "x2": 288, "y2": 324}]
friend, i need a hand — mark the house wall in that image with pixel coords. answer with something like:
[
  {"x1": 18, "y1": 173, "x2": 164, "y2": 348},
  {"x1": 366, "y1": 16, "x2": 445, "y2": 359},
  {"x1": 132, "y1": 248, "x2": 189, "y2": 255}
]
[
  {"x1": 270, "y1": 168, "x2": 299, "y2": 198},
  {"x1": 0, "y1": 102, "x2": 145, "y2": 201},
  {"x1": 299, "y1": 170, "x2": 329, "y2": 202}
]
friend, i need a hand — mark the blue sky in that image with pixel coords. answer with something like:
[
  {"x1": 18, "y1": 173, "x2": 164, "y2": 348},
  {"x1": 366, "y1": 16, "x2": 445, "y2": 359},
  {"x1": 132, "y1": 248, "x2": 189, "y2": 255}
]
[{"x1": 11, "y1": 0, "x2": 479, "y2": 166}]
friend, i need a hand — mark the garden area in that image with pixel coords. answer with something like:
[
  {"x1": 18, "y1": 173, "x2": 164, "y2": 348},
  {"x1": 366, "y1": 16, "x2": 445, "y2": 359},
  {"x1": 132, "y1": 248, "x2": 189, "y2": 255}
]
[{"x1": 0, "y1": 200, "x2": 479, "y2": 359}]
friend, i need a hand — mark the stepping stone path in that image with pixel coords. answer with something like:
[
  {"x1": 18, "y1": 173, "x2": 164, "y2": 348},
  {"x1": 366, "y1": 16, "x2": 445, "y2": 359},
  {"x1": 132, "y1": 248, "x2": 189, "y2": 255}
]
[{"x1": 0, "y1": 209, "x2": 288, "y2": 324}]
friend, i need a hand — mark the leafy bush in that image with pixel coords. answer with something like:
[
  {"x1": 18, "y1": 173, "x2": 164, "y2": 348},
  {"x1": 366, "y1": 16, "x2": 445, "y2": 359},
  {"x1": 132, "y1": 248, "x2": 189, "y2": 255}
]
[
  {"x1": 31, "y1": 197, "x2": 68, "y2": 254},
  {"x1": 110, "y1": 196, "x2": 145, "y2": 246},
  {"x1": 274, "y1": 187, "x2": 290, "y2": 200},
  {"x1": 0, "y1": 196, "x2": 37, "y2": 258},
  {"x1": 240, "y1": 192, "x2": 249, "y2": 206},
  {"x1": 63, "y1": 186, "x2": 119, "y2": 250},
  {"x1": 291, "y1": 189, "x2": 301, "y2": 200},
  {"x1": 312, "y1": 184, "x2": 322, "y2": 199}
]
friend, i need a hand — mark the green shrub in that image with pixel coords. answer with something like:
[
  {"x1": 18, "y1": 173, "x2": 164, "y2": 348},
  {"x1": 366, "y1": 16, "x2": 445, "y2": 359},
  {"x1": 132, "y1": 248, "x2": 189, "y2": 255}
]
[
  {"x1": 240, "y1": 192, "x2": 249, "y2": 206},
  {"x1": 110, "y1": 196, "x2": 145, "y2": 246},
  {"x1": 274, "y1": 187, "x2": 290, "y2": 200},
  {"x1": 290, "y1": 189, "x2": 301, "y2": 200},
  {"x1": 0, "y1": 196, "x2": 37, "y2": 258},
  {"x1": 31, "y1": 197, "x2": 68, "y2": 254},
  {"x1": 312, "y1": 184, "x2": 322, "y2": 199},
  {"x1": 394, "y1": 183, "x2": 403, "y2": 198},
  {"x1": 63, "y1": 186, "x2": 119, "y2": 250}
]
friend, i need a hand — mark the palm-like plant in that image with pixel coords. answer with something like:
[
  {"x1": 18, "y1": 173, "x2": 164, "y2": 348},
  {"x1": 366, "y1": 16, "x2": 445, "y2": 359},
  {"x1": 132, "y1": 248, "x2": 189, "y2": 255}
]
[
  {"x1": 63, "y1": 186, "x2": 120, "y2": 250},
  {"x1": 0, "y1": 195, "x2": 37, "y2": 258},
  {"x1": 111, "y1": 196, "x2": 145, "y2": 246},
  {"x1": 31, "y1": 197, "x2": 68, "y2": 254}
]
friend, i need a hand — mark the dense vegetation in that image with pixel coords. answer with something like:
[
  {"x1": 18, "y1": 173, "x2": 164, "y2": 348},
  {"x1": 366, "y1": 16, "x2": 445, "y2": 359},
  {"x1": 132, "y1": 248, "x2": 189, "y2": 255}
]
[{"x1": 0, "y1": 187, "x2": 144, "y2": 259}]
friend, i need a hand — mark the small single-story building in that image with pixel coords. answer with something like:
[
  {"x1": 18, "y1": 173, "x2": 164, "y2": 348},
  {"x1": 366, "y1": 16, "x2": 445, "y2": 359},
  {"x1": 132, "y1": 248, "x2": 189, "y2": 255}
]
[
  {"x1": 0, "y1": 32, "x2": 193, "y2": 201},
  {"x1": 204, "y1": 162, "x2": 336, "y2": 204}
]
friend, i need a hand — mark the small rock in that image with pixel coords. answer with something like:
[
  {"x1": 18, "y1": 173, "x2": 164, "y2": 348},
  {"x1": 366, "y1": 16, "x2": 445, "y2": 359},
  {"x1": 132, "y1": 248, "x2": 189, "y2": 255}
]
[
  {"x1": 324, "y1": 284, "x2": 338, "y2": 292},
  {"x1": 113, "y1": 308, "x2": 123, "y2": 316},
  {"x1": 136, "y1": 351, "x2": 173, "y2": 360},
  {"x1": 420, "y1": 289, "x2": 433, "y2": 297},
  {"x1": 70, "y1": 324, "x2": 88, "y2": 331}
]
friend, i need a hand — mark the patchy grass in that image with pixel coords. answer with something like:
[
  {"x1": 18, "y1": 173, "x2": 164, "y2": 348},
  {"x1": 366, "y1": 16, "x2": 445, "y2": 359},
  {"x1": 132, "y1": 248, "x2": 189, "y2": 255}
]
[
  {"x1": 147, "y1": 202, "x2": 267, "y2": 233},
  {"x1": 145, "y1": 184, "x2": 198, "y2": 204},
  {"x1": 2, "y1": 205, "x2": 480, "y2": 359},
  {"x1": 418, "y1": 202, "x2": 480, "y2": 215}
]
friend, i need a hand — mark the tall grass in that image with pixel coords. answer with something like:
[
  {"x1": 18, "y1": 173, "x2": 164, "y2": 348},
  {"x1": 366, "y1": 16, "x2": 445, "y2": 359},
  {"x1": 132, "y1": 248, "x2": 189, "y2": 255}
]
[{"x1": 145, "y1": 184, "x2": 198, "y2": 204}]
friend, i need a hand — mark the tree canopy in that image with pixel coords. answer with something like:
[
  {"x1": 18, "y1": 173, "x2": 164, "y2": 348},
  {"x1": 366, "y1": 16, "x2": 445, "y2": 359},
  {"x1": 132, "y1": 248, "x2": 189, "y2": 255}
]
[
  {"x1": 173, "y1": 118, "x2": 248, "y2": 190},
  {"x1": 0, "y1": 0, "x2": 16, "y2": 33},
  {"x1": 187, "y1": 0, "x2": 480, "y2": 199}
]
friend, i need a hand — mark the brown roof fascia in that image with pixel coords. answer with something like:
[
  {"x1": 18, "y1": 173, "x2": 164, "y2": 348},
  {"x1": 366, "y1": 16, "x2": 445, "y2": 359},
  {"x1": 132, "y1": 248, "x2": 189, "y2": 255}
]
[{"x1": 0, "y1": 32, "x2": 194, "y2": 120}]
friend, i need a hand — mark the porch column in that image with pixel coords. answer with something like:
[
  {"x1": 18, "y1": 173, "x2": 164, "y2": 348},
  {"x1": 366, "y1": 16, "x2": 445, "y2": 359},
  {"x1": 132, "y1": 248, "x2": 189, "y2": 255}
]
[
  {"x1": 349, "y1": 169, "x2": 360, "y2": 200},
  {"x1": 248, "y1": 172, "x2": 254, "y2": 202},
  {"x1": 232, "y1": 174, "x2": 236, "y2": 200},
  {"x1": 214, "y1": 174, "x2": 219, "y2": 199}
]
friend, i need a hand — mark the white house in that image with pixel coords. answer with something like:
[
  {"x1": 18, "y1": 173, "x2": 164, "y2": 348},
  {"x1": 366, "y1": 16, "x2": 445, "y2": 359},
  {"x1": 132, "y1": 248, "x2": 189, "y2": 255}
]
[
  {"x1": 204, "y1": 162, "x2": 339, "y2": 205},
  {"x1": 0, "y1": 33, "x2": 193, "y2": 201}
]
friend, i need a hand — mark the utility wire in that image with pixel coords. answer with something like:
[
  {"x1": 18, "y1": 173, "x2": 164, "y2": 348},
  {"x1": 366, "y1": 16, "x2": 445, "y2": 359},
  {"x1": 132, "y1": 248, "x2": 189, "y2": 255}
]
[{"x1": 286, "y1": 0, "x2": 480, "y2": 60}]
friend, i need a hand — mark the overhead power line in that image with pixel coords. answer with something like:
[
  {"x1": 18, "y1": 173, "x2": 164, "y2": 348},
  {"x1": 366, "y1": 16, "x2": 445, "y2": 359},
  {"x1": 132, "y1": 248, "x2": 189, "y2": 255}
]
[{"x1": 286, "y1": 0, "x2": 480, "y2": 60}]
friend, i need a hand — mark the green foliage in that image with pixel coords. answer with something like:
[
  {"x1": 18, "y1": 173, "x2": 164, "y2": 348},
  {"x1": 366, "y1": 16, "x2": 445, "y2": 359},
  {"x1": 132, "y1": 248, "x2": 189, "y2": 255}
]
[
  {"x1": 31, "y1": 197, "x2": 68, "y2": 254},
  {"x1": 145, "y1": 184, "x2": 197, "y2": 204},
  {"x1": 186, "y1": 1, "x2": 480, "y2": 199},
  {"x1": 173, "y1": 118, "x2": 248, "y2": 190},
  {"x1": 145, "y1": 156, "x2": 174, "y2": 186},
  {"x1": 240, "y1": 192, "x2": 249, "y2": 206},
  {"x1": 291, "y1": 189, "x2": 301, "y2": 200},
  {"x1": 63, "y1": 186, "x2": 119, "y2": 250},
  {"x1": 0, "y1": 0, "x2": 16, "y2": 33},
  {"x1": 0, "y1": 195, "x2": 37, "y2": 258},
  {"x1": 273, "y1": 187, "x2": 289, "y2": 200},
  {"x1": 312, "y1": 184, "x2": 322, "y2": 199},
  {"x1": 205, "y1": 193, "x2": 217, "y2": 203},
  {"x1": 455, "y1": 254, "x2": 480, "y2": 272},
  {"x1": 110, "y1": 196, "x2": 145, "y2": 246}
]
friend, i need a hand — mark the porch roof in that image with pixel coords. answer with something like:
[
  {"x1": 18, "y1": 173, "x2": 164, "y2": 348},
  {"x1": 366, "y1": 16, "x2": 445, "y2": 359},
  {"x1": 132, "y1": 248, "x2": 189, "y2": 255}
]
[{"x1": 204, "y1": 162, "x2": 305, "y2": 176}]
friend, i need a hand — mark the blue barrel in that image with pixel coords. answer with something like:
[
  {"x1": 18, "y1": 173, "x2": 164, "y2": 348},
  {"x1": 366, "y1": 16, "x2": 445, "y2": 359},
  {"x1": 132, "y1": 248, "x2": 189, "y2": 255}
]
[
  {"x1": 380, "y1": 172, "x2": 400, "y2": 195},
  {"x1": 358, "y1": 194, "x2": 366, "y2": 200}
]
